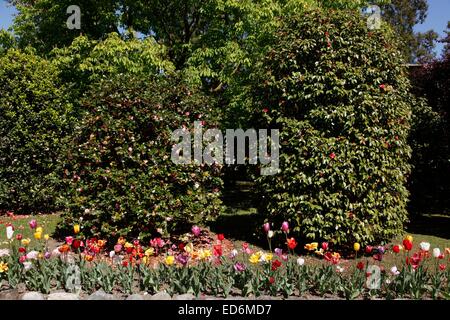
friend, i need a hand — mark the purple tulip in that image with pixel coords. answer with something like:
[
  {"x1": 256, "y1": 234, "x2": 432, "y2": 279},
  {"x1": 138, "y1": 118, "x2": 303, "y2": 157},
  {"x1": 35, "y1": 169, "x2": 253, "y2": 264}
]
[
  {"x1": 281, "y1": 221, "x2": 289, "y2": 233},
  {"x1": 44, "y1": 252, "x2": 51, "y2": 259},
  {"x1": 176, "y1": 254, "x2": 188, "y2": 266},
  {"x1": 191, "y1": 225, "x2": 201, "y2": 237},
  {"x1": 274, "y1": 248, "x2": 283, "y2": 256},
  {"x1": 263, "y1": 223, "x2": 270, "y2": 233},
  {"x1": 233, "y1": 262, "x2": 246, "y2": 272},
  {"x1": 29, "y1": 219, "x2": 37, "y2": 229},
  {"x1": 377, "y1": 246, "x2": 385, "y2": 254}
]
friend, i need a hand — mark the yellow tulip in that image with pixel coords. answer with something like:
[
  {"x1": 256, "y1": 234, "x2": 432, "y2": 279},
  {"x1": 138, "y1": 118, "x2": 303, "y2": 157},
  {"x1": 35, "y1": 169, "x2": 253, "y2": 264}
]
[
  {"x1": 353, "y1": 243, "x2": 360, "y2": 252},
  {"x1": 405, "y1": 235, "x2": 413, "y2": 242},
  {"x1": 165, "y1": 255, "x2": 175, "y2": 266},
  {"x1": 264, "y1": 253, "x2": 273, "y2": 262},
  {"x1": 142, "y1": 256, "x2": 149, "y2": 265},
  {"x1": 36, "y1": 227, "x2": 44, "y2": 234},
  {"x1": 199, "y1": 249, "x2": 212, "y2": 260},
  {"x1": 44, "y1": 234, "x2": 49, "y2": 241},
  {"x1": 73, "y1": 224, "x2": 80, "y2": 234},
  {"x1": 249, "y1": 253, "x2": 260, "y2": 264},
  {"x1": 21, "y1": 238, "x2": 31, "y2": 246},
  {"x1": 145, "y1": 248, "x2": 154, "y2": 257},
  {"x1": 184, "y1": 243, "x2": 194, "y2": 253},
  {"x1": 0, "y1": 262, "x2": 8, "y2": 273},
  {"x1": 34, "y1": 232, "x2": 42, "y2": 240}
]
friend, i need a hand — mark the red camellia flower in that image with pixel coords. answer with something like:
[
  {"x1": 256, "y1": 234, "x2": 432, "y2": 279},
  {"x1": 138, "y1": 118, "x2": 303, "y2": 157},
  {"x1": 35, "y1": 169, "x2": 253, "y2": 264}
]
[
  {"x1": 393, "y1": 245, "x2": 400, "y2": 253},
  {"x1": 329, "y1": 152, "x2": 336, "y2": 160},
  {"x1": 402, "y1": 239, "x2": 413, "y2": 251},
  {"x1": 287, "y1": 238, "x2": 298, "y2": 250},
  {"x1": 217, "y1": 234, "x2": 225, "y2": 241},
  {"x1": 356, "y1": 261, "x2": 365, "y2": 270},
  {"x1": 271, "y1": 259, "x2": 282, "y2": 271}
]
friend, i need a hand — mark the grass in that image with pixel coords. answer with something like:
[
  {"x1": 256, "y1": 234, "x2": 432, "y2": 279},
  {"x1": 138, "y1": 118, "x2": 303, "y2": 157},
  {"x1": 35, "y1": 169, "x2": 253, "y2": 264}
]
[{"x1": 0, "y1": 213, "x2": 60, "y2": 248}]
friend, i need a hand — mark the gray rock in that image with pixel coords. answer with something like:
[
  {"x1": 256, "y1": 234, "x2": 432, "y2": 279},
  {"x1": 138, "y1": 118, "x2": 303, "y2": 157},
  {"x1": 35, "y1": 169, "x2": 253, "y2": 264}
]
[
  {"x1": 47, "y1": 292, "x2": 80, "y2": 300},
  {"x1": 21, "y1": 292, "x2": 45, "y2": 300},
  {"x1": 126, "y1": 294, "x2": 144, "y2": 300},
  {"x1": 148, "y1": 291, "x2": 172, "y2": 300},
  {"x1": 174, "y1": 293, "x2": 195, "y2": 300},
  {"x1": 88, "y1": 289, "x2": 115, "y2": 300},
  {"x1": 0, "y1": 289, "x2": 20, "y2": 300}
]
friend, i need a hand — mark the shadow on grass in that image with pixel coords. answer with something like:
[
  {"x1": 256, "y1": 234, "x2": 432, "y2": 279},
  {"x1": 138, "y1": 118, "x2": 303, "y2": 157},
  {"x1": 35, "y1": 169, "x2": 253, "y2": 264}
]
[{"x1": 406, "y1": 213, "x2": 450, "y2": 239}]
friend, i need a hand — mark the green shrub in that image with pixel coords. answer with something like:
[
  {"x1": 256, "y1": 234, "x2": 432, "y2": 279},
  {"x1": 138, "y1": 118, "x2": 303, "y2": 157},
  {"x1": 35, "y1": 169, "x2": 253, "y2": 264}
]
[
  {"x1": 251, "y1": 9, "x2": 412, "y2": 245},
  {"x1": 0, "y1": 49, "x2": 72, "y2": 213},
  {"x1": 57, "y1": 73, "x2": 223, "y2": 239}
]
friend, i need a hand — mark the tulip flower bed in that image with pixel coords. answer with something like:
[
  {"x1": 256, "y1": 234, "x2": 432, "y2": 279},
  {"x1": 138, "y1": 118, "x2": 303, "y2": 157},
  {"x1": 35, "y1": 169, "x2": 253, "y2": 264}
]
[{"x1": 1, "y1": 219, "x2": 450, "y2": 300}]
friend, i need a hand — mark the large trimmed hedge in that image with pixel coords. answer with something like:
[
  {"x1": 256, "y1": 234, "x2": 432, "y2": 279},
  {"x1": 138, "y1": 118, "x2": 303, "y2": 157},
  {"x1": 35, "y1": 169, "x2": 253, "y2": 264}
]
[
  {"x1": 57, "y1": 74, "x2": 224, "y2": 239},
  {"x1": 0, "y1": 49, "x2": 72, "y2": 213},
  {"x1": 251, "y1": 9, "x2": 413, "y2": 245}
]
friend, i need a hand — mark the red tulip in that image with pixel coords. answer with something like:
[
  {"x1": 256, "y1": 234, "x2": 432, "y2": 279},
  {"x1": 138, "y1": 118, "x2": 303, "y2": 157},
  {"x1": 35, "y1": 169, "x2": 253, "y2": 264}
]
[
  {"x1": 217, "y1": 234, "x2": 225, "y2": 241},
  {"x1": 72, "y1": 239, "x2": 81, "y2": 250},
  {"x1": 16, "y1": 234, "x2": 23, "y2": 241},
  {"x1": 393, "y1": 245, "x2": 400, "y2": 253},
  {"x1": 321, "y1": 242, "x2": 329, "y2": 251},
  {"x1": 329, "y1": 152, "x2": 336, "y2": 160},
  {"x1": 439, "y1": 264, "x2": 446, "y2": 271},
  {"x1": 18, "y1": 247, "x2": 26, "y2": 253},
  {"x1": 356, "y1": 261, "x2": 365, "y2": 270},
  {"x1": 402, "y1": 239, "x2": 413, "y2": 251},
  {"x1": 269, "y1": 276, "x2": 275, "y2": 284},
  {"x1": 365, "y1": 245, "x2": 373, "y2": 254},
  {"x1": 271, "y1": 260, "x2": 282, "y2": 271},
  {"x1": 287, "y1": 238, "x2": 298, "y2": 250}
]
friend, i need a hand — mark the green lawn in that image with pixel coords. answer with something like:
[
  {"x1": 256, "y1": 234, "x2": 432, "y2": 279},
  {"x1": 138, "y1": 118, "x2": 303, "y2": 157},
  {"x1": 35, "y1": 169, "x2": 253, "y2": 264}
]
[{"x1": 0, "y1": 213, "x2": 60, "y2": 248}]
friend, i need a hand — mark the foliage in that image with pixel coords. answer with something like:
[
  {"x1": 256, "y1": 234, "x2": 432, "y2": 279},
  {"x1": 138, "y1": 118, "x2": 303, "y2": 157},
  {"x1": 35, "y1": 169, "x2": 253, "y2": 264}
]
[
  {"x1": 0, "y1": 49, "x2": 73, "y2": 213},
  {"x1": 56, "y1": 73, "x2": 224, "y2": 239},
  {"x1": 249, "y1": 9, "x2": 413, "y2": 245},
  {"x1": 9, "y1": 0, "x2": 119, "y2": 54},
  {"x1": 409, "y1": 53, "x2": 450, "y2": 214}
]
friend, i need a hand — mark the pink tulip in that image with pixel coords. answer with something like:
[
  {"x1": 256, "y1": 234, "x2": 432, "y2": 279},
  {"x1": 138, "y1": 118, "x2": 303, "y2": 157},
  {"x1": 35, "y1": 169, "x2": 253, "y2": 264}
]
[
  {"x1": 263, "y1": 223, "x2": 270, "y2": 233},
  {"x1": 192, "y1": 225, "x2": 201, "y2": 237},
  {"x1": 281, "y1": 221, "x2": 289, "y2": 233},
  {"x1": 65, "y1": 236, "x2": 74, "y2": 245},
  {"x1": 29, "y1": 220, "x2": 37, "y2": 229},
  {"x1": 321, "y1": 242, "x2": 329, "y2": 251}
]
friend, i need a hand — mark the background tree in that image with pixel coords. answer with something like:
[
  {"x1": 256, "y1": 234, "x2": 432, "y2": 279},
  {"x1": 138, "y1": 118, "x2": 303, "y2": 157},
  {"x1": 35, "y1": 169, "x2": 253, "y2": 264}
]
[{"x1": 381, "y1": 0, "x2": 437, "y2": 62}]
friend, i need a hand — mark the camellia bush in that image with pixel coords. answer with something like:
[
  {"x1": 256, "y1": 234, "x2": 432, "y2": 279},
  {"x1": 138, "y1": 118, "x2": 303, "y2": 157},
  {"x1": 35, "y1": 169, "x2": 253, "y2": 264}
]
[
  {"x1": 251, "y1": 9, "x2": 413, "y2": 245},
  {"x1": 57, "y1": 73, "x2": 224, "y2": 239},
  {"x1": 0, "y1": 48, "x2": 73, "y2": 213}
]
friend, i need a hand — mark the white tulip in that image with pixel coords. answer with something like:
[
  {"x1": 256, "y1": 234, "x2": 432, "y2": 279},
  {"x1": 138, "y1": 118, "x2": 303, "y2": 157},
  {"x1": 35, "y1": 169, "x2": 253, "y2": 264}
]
[
  {"x1": 23, "y1": 261, "x2": 32, "y2": 271},
  {"x1": 390, "y1": 266, "x2": 400, "y2": 275},
  {"x1": 419, "y1": 242, "x2": 430, "y2": 251},
  {"x1": 6, "y1": 226, "x2": 14, "y2": 240},
  {"x1": 26, "y1": 251, "x2": 39, "y2": 260},
  {"x1": 267, "y1": 230, "x2": 274, "y2": 239},
  {"x1": 433, "y1": 248, "x2": 441, "y2": 258},
  {"x1": 109, "y1": 251, "x2": 115, "y2": 259},
  {"x1": 296, "y1": 257, "x2": 305, "y2": 266}
]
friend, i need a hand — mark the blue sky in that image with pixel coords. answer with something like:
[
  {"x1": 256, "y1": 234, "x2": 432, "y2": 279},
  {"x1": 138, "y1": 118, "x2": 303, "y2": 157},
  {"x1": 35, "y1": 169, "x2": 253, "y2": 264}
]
[{"x1": 1, "y1": 0, "x2": 449, "y2": 55}]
